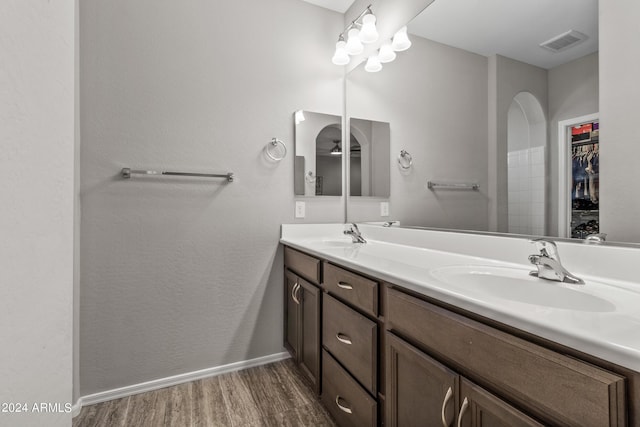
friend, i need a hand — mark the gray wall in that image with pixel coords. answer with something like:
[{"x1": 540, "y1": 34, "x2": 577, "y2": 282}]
[
  {"x1": 488, "y1": 55, "x2": 548, "y2": 233},
  {"x1": 316, "y1": 156, "x2": 343, "y2": 195},
  {"x1": 1, "y1": 1, "x2": 75, "y2": 425},
  {"x1": 547, "y1": 52, "x2": 599, "y2": 236},
  {"x1": 347, "y1": 36, "x2": 489, "y2": 229},
  {"x1": 599, "y1": 0, "x2": 640, "y2": 242},
  {"x1": 80, "y1": 0, "x2": 343, "y2": 395}
]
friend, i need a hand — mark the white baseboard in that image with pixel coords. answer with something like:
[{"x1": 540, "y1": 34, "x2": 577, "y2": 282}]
[
  {"x1": 72, "y1": 351, "x2": 290, "y2": 417},
  {"x1": 71, "y1": 401, "x2": 82, "y2": 418}
]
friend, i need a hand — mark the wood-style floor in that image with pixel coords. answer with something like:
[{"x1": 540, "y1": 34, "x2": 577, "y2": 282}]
[{"x1": 73, "y1": 359, "x2": 336, "y2": 427}]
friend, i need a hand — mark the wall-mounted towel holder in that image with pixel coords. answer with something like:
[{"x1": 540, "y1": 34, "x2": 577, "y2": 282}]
[
  {"x1": 397, "y1": 150, "x2": 413, "y2": 170},
  {"x1": 427, "y1": 181, "x2": 478, "y2": 190},
  {"x1": 265, "y1": 138, "x2": 287, "y2": 161},
  {"x1": 121, "y1": 168, "x2": 234, "y2": 182}
]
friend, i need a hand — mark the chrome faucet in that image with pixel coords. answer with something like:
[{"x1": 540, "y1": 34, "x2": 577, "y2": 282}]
[
  {"x1": 585, "y1": 233, "x2": 607, "y2": 244},
  {"x1": 344, "y1": 223, "x2": 367, "y2": 244},
  {"x1": 528, "y1": 239, "x2": 584, "y2": 285}
]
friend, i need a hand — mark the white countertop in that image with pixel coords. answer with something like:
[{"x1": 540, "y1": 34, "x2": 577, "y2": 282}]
[{"x1": 281, "y1": 223, "x2": 640, "y2": 372}]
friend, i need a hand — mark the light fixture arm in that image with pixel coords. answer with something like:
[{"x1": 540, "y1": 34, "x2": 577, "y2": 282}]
[{"x1": 337, "y1": 4, "x2": 373, "y2": 41}]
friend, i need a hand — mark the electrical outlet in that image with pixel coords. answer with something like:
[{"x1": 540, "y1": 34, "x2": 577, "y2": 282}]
[
  {"x1": 295, "y1": 201, "x2": 306, "y2": 218},
  {"x1": 380, "y1": 202, "x2": 389, "y2": 217}
]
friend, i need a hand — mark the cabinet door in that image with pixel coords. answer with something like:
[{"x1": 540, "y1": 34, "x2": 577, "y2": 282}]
[
  {"x1": 284, "y1": 270, "x2": 300, "y2": 360},
  {"x1": 457, "y1": 378, "x2": 544, "y2": 427},
  {"x1": 386, "y1": 332, "x2": 458, "y2": 427},
  {"x1": 299, "y1": 279, "x2": 321, "y2": 393}
]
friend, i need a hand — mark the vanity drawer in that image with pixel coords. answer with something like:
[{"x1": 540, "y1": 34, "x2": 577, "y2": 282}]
[
  {"x1": 323, "y1": 294, "x2": 377, "y2": 395},
  {"x1": 322, "y1": 349, "x2": 377, "y2": 427},
  {"x1": 323, "y1": 262, "x2": 378, "y2": 317},
  {"x1": 284, "y1": 246, "x2": 320, "y2": 284},
  {"x1": 386, "y1": 287, "x2": 626, "y2": 427}
]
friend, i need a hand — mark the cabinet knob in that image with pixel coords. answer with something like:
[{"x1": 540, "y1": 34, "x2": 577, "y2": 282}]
[
  {"x1": 457, "y1": 397, "x2": 469, "y2": 427},
  {"x1": 292, "y1": 282, "x2": 301, "y2": 304},
  {"x1": 441, "y1": 386, "x2": 453, "y2": 427},
  {"x1": 337, "y1": 281, "x2": 353, "y2": 290},
  {"x1": 335, "y1": 395, "x2": 353, "y2": 414},
  {"x1": 336, "y1": 333, "x2": 353, "y2": 345}
]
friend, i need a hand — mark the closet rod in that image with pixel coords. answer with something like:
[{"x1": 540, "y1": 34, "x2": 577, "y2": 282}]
[{"x1": 121, "y1": 168, "x2": 234, "y2": 182}]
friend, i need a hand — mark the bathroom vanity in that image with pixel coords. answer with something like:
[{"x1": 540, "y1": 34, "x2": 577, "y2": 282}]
[{"x1": 282, "y1": 224, "x2": 640, "y2": 427}]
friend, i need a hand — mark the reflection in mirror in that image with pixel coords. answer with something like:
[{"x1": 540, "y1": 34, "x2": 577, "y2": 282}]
[
  {"x1": 345, "y1": 0, "x2": 613, "y2": 241},
  {"x1": 349, "y1": 118, "x2": 391, "y2": 197},
  {"x1": 294, "y1": 110, "x2": 342, "y2": 196}
]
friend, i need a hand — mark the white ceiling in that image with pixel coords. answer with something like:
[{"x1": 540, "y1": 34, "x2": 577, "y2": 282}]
[
  {"x1": 300, "y1": 0, "x2": 598, "y2": 69},
  {"x1": 300, "y1": 0, "x2": 356, "y2": 14},
  {"x1": 408, "y1": 0, "x2": 598, "y2": 69}
]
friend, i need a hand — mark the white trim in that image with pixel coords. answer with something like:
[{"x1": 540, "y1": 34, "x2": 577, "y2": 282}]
[
  {"x1": 557, "y1": 113, "x2": 598, "y2": 238},
  {"x1": 72, "y1": 351, "x2": 290, "y2": 417},
  {"x1": 71, "y1": 401, "x2": 82, "y2": 418}
]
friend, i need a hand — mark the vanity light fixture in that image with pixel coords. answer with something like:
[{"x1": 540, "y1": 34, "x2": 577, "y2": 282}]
[
  {"x1": 345, "y1": 28, "x2": 364, "y2": 55},
  {"x1": 330, "y1": 140, "x2": 342, "y2": 155},
  {"x1": 391, "y1": 26, "x2": 412, "y2": 52},
  {"x1": 294, "y1": 110, "x2": 306, "y2": 124},
  {"x1": 331, "y1": 5, "x2": 378, "y2": 64},
  {"x1": 331, "y1": 36, "x2": 350, "y2": 65},
  {"x1": 359, "y1": 14, "x2": 379, "y2": 44},
  {"x1": 378, "y1": 42, "x2": 397, "y2": 63},
  {"x1": 365, "y1": 54, "x2": 382, "y2": 73}
]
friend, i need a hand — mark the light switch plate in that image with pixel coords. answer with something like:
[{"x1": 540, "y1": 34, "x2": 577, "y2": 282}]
[
  {"x1": 380, "y1": 202, "x2": 389, "y2": 217},
  {"x1": 295, "y1": 201, "x2": 306, "y2": 218}
]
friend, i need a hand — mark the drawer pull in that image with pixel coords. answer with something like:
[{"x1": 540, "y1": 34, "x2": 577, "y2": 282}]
[
  {"x1": 336, "y1": 333, "x2": 353, "y2": 345},
  {"x1": 457, "y1": 397, "x2": 469, "y2": 427},
  {"x1": 335, "y1": 395, "x2": 353, "y2": 414},
  {"x1": 292, "y1": 282, "x2": 300, "y2": 305},
  {"x1": 337, "y1": 281, "x2": 353, "y2": 290},
  {"x1": 441, "y1": 386, "x2": 453, "y2": 427}
]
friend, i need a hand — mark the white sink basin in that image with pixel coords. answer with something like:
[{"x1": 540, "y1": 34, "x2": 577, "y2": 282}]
[
  {"x1": 312, "y1": 239, "x2": 359, "y2": 248},
  {"x1": 428, "y1": 265, "x2": 616, "y2": 312}
]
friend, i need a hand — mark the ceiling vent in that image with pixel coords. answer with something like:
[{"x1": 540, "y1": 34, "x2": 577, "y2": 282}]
[{"x1": 540, "y1": 30, "x2": 587, "y2": 53}]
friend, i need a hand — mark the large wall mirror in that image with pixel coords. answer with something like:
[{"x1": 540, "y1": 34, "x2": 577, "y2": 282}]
[
  {"x1": 294, "y1": 110, "x2": 343, "y2": 196},
  {"x1": 344, "y1": 0, "x2": 631, "y2": 243}
]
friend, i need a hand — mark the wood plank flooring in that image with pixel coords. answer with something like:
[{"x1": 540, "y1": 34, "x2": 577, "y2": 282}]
[{"x1": 73, "y1": 359, "x2": 336, "y2": 427}]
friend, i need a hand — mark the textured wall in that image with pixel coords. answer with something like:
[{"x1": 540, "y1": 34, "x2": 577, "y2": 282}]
[
  {"x1": 488, "y1": 55, "x2": 548, "y2": 233},
  {"x1": 599, "y1": 0, "x2": 640, "y2": 243},
  {"x1": 547, "y1": 52, "x2": 598, "y2": 236},
  {"x1": 347, "y1": 36, "x2": 489, "y2": 230},
  {"x1": 0, "y1": 1, "x2": 75, "y2": 426},
  {"x1": 80, "y1": 0, "x2": 343, "y2": 395}
]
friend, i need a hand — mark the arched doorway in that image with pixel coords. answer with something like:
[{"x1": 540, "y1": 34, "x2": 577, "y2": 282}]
[{"x1": 507, "y1": 92, "x2": 546, "y2": 235}]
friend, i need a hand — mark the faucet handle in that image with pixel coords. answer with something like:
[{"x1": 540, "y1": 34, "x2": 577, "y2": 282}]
[
  {"x1": 529, "y1": 238, "x2": 560, "y2": 261},
  {"x1": 351, "y1": 223, "x2": 360, "y2": 233}
]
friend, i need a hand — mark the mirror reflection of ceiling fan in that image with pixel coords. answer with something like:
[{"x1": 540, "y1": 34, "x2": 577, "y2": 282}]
[{"x1": 329, "y1": 139, "x2": 361, "y2": 156}]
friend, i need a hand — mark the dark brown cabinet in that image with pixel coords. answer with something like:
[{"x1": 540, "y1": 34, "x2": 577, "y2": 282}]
[
  {"x1": 282, "y1": 245, "x2": 638, "y2": 426},
  {"x1": 299, "y1": 277, "x2": 321, "y2": 389},
  {"x1": 284, "y1": 271, "x2": 299, "y2": 357},
  {"x1": 322, "y1": 350, "x2": 378, "y2": 427},
  {"x1": 386, "y1": 332, "x2": 542, "y2": 427},
  {"x1": 457, "y1": 379, "x2": 543, "y2": 427},
  {"x1": 386, "y1": 332, "x2": 457, "y2": 427},
  {"x1": 385, "y1": 287, "x2": 626, "y2": 427},
  {"x1": 323, "y1": 294, "x2": 377, "y2": 395},
  {"x1": 284, "y1": 269, "x2": 321, "y2": 393}
]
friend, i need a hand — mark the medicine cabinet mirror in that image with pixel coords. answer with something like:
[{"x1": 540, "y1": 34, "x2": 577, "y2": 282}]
[{"x1": 294, "y1": 110, "x2": 343, "y2": 196}]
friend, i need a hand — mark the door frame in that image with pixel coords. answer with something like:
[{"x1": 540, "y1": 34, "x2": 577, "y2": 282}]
[{"x1": 557, "y1": 112, "x2": 599, "y2": 238}]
